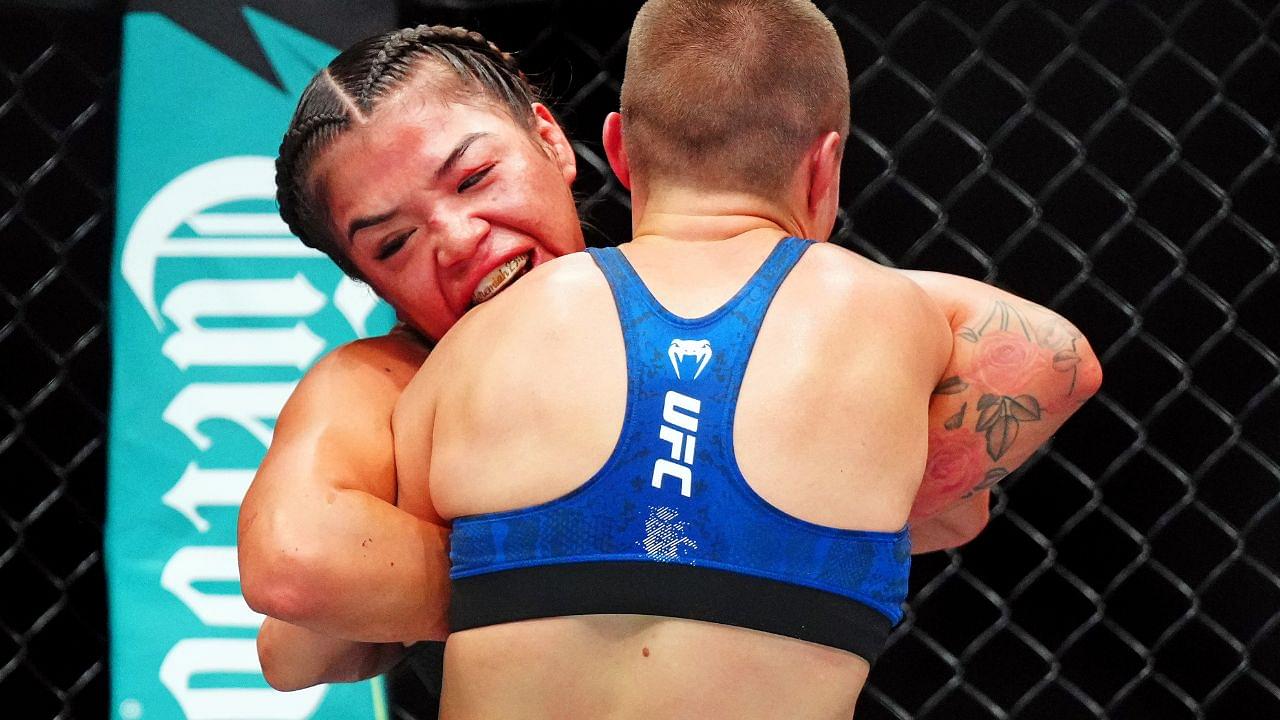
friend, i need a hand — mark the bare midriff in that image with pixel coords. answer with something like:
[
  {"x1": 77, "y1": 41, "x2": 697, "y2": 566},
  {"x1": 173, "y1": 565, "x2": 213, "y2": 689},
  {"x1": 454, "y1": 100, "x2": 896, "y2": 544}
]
[{"x1": 439, "y1": 615, "x2": 870, "y2": 720}]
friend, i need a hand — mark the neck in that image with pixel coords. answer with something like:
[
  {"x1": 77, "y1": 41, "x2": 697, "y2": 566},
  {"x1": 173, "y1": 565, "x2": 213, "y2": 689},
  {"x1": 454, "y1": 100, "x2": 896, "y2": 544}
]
[{"x1": 631, "y1": 181, "x2": 807, "y2": 244}]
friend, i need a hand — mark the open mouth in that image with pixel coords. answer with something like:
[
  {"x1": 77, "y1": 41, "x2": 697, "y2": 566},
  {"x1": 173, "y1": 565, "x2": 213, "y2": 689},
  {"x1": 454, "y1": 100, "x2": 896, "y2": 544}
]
[{"x1": 470, "y1": 251, "x2": 533, "y2": 308}]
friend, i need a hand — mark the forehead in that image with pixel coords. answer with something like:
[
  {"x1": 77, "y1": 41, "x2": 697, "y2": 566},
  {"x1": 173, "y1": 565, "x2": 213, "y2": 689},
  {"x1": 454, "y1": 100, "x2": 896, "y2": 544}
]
[{"x1": 311, "y1": 99, "x2": 518, "y2": 225}]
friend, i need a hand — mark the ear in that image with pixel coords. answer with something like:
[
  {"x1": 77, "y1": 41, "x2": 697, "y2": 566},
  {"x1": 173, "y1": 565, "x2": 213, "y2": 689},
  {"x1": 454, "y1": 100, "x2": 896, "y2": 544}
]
[
  {"x1": 602, "y1": 112, "x2": 632, "y2": 190},
  {"x1": 807, "y1": 131, "x2": 843, "y2": 219},
  {"x1": 531, "y1": 102, "x2": 577, "y2": 185}
]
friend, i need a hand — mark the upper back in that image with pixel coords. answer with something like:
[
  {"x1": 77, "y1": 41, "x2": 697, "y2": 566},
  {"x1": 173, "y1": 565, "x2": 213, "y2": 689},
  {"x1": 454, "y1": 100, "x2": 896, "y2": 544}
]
[{"x1": 416, "y1": 237, "x2": 949, "y2": 531}]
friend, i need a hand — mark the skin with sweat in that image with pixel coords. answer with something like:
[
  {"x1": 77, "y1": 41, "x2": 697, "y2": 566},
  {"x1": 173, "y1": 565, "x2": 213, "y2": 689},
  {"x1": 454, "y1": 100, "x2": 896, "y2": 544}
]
[
  {"x1": 240, "y1": 75, "x2": 1101, "y2": 698},
  {"x1": 387, "y1": 114, "x2": 1100, "y2": 717},
  {"x1": 238, "y1": 92, "x2": 586, "y2": 684}
]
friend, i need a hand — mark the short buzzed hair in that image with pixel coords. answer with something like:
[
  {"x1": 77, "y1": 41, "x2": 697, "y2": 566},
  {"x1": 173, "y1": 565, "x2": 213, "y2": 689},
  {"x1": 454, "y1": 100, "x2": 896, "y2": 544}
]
[{"x1": 621, "y1": 0, "x2": 849, "y2": 195}]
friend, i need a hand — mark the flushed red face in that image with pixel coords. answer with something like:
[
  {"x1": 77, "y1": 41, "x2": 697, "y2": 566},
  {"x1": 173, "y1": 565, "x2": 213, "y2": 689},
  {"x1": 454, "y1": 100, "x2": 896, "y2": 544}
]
[{"x1": 312, "y1": 95, "x2": 584, "y2": 341}]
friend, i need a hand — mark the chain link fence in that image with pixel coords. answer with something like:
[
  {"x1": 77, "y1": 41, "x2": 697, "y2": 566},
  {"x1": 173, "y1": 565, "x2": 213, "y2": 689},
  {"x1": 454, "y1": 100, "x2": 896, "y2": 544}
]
[
  {"x1": 0, "y1": 4, "x2": 117, "y2": 719},
  {"x1": 2, "y1": 0, "x2": 1277, "y2": 718}
]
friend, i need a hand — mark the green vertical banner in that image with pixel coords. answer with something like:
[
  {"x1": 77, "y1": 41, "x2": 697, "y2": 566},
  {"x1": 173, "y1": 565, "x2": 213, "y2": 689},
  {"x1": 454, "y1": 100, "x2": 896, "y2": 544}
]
[{"x1": 109, "y1": 3, "x2": 396, "y2": 718}]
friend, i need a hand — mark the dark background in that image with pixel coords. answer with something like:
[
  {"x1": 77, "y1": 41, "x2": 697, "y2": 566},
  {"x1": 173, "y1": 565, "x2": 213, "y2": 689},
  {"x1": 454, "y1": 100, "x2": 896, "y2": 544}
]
[{"x1": 2, "y1": 0, "x2": 1278, "y2": 718}]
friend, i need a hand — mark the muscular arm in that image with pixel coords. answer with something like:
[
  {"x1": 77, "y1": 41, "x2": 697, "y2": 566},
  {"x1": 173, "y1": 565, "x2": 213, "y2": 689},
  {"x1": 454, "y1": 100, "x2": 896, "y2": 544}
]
[
  {"x1": 256, "y1": 618, "x2": 406, "y2": 692},
  {"x1": 900, "y1": 271, "x2": 1103, "y2": 553},
  {"x1": 237, "y1": 333, "x2": 452, "y2": 648}
]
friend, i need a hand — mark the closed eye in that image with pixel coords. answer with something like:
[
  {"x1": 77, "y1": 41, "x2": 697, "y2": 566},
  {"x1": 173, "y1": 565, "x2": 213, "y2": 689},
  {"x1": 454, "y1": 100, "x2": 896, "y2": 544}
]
[
  {"x1": 377, "y1": 230, "x2": 413, "y2": 261},
  {"x1": 458, "y1": 166, "x2": 493, "y2": 193}
]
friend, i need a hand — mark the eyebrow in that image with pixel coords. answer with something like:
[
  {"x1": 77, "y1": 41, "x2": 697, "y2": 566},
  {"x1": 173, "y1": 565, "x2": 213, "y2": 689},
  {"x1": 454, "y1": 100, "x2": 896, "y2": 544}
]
[
  {"x1": 346, "y1": 210, "x2": 395, "y2": 245},
  {"x1": 345, "y1": 132, "x2": 490, "y2": 245},
  {"x1": 435, "y1": 132, "x2": 488, "y2": 181}
]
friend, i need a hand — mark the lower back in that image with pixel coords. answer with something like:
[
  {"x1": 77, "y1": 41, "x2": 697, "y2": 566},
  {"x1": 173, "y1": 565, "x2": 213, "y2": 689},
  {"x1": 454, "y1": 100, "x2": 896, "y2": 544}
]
[{"x1": 439, "y1": 616, "x2": 869, "y2": 720}]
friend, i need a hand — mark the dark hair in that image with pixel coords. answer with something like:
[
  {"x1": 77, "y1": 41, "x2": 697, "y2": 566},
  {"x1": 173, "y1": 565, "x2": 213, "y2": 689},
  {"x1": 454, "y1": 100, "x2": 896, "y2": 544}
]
[{"x1": 276, "y1": 25, "x2": 540, "y2": 278}]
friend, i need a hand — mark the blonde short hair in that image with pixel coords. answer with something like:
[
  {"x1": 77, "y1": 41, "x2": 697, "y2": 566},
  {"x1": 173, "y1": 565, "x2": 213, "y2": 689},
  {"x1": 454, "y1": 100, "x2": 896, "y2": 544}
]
[{"x1": 621, "y1": 0, "x2": 850, "y2": 194}]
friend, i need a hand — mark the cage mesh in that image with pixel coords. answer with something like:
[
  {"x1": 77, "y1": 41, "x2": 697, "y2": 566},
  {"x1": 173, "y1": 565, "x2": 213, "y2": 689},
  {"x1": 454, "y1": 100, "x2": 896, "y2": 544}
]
[
  {"x1": 0, "y1": 6, "x2": 116, "y2": 720},
  {"x1": 2, "y1": 1, "x2": 1278, "y2": 718}
]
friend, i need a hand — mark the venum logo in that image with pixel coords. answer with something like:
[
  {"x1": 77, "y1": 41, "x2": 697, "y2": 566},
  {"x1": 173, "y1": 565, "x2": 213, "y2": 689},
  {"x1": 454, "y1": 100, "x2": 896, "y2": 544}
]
[{"x1": 668, "y1": 338, "x2": 712, "y2": 380}]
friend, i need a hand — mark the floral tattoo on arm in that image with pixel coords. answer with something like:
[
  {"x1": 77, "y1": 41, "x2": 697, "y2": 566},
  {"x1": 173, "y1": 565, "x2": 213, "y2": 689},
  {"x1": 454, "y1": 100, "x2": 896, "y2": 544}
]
[{"x1": 927, "y1": 301, "x2": 1086, "y2": 501}]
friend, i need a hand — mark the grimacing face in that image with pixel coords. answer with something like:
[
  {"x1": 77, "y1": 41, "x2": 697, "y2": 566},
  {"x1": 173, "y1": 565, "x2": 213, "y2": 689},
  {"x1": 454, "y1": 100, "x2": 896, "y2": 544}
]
[{"x1": 311, "y1": 94, "x2": 584, "y2": 341}]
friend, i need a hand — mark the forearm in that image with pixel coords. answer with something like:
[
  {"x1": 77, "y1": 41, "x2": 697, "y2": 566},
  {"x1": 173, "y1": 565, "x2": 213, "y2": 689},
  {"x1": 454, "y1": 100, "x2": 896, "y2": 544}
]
[
  {"x1": 241, "y1": 488, "x2": 451, "y2": 643},
  {"x1": 257, "y1": 617, "x2": 406, "y2": 691}
]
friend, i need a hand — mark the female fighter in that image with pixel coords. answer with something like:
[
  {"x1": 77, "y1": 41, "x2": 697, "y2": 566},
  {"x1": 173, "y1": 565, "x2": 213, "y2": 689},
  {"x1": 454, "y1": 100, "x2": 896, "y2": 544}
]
[
  {"x1": 236, "y1": 25, "x2": 584, "y2": 690},
  {"x1": 237, "y1": 21, "x2": 1099, "y2": 696}
]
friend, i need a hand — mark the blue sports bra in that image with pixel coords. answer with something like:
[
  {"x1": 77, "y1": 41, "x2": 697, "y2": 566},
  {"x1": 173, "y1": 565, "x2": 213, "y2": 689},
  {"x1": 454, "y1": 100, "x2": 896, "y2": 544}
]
[{"x1": 448, "y1": 238, "x2": 911, "y2": 662}]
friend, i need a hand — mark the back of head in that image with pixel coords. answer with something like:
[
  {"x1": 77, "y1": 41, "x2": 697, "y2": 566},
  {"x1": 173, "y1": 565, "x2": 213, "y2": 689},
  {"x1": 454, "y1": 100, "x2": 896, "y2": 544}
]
[{"x1": 621, "y1": 0, "x2": 849, "y2": 196}]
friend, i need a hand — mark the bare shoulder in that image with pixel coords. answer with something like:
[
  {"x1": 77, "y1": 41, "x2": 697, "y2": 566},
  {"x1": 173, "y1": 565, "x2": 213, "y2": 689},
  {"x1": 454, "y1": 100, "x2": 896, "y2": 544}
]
[
  {"x1": 797, "y1": 243, "x2": 952, "y2": 369},
  {"x1": 800, "y1": 242, "x2": 942, "y2": 311},
  {"x1": 481, "y1": 251, "x2": 604, "y2": 317},
  {"x1": 431, "y1": 251, "x2": 606, "y2": 359},
  {"x1": 893, "y1": 268, "x2": 997, "y2": 304},
  {"x1": 282, "y1": 331, "x2": 430, "y2": 426},
  {"x1": 310, "y1": 330, "x2": 429, "y2": 384}
]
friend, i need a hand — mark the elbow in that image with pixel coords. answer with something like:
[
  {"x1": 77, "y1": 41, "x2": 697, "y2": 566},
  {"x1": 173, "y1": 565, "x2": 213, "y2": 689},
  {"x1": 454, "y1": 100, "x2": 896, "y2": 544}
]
[
  {"x1": 1073, "y1": 338, "x2": 1104, "y2": 400},
  {"x1": 239, "y1": 497, "x2": 333, "y2": 623},
  {"x1": 239, "y1": 538, "x2": 326, "y2": 623},
  {"x1": 1080, "y1": 356, "x2": 1103, "y2": 398},
  {"x1": 939, "y1": 509, "x2": 989, "y2": 553},
  {"x1": 258, "y1": 630, "x2": 301, "y2": 692}
]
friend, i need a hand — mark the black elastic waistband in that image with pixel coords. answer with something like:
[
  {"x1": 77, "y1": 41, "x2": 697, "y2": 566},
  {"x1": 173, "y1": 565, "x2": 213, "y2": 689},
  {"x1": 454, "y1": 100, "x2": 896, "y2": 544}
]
[{"x1": 450, "y1": 561, "x2": 893, "y2": 664}]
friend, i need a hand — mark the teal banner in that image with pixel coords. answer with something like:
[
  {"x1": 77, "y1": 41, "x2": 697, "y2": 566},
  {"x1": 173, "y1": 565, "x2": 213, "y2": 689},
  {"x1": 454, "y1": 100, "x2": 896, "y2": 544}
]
[{"x1": 108, "y1": 4, "x2": 395, "y2": 719}]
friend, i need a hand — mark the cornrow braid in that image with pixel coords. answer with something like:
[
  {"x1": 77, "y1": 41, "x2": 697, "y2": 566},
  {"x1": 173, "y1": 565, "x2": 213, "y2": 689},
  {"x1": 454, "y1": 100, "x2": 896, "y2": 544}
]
[
  {"x1": 355, "y1": 25, "x2": 526, "y2": 110},
  {"x1": 275, "y1": 25, "x2": 540, "y2": 280},
  {"x1": 275, "y1": 112, "x2": 350, "y2": 268}
]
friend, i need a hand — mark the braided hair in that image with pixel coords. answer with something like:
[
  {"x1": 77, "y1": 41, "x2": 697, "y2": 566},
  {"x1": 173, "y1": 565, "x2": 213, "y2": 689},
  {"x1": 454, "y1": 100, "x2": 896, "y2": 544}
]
[{"x1": 276, "y1": 25, "x2": 539, "y2": 278}]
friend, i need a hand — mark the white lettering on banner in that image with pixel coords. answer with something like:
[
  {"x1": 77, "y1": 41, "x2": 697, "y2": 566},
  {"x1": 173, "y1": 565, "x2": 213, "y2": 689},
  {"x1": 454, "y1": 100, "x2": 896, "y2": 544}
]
[
  {"x1": 162, "y1": 464, "x2": 253, "y2": 533},
  {"x1": 161, "y1": 547, "x2": 262, "y2": 628},
  {"x1": 122, "y1": 157, "x2": 321, "y2": 330},
  {"x1": 120, "y1": 156, "x2": 381, "y2": 713},
  {"x1": 160, "y1": 275, "x2": 328, "y2": 370},
  {"x1": 162, "y1": 383, "x2": 295, "y2": 451},
  {"x1": 160, "y1": 639, "x2": 325, "y2": 720},
  {"x1": 121, "y1": 155, "x2": 377, "y2": 339},
  {"x1": 333, "y1": 275, "x2": 381, "y2": 338},
  {"x1": 184, "y1": 212, "x2": 293, "y2": 236}
]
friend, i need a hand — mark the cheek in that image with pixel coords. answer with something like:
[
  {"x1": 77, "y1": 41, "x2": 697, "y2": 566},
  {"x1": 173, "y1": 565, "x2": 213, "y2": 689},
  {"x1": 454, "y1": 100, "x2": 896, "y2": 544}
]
[
  {"x1": 531, "y1": 171, "x2": 583, "y2": 253},
  {"x1": 360, "y1": 254, "x2": 442, "y2": 314},
  {"x1": 391, "y1": 282, "x2": 457, "y2": 339},
  {"x1": 390, "y1": 258, "x2": 439, "y2": 305},
  {"x1": 494, "y1": 166, "x2": 580, "y2": 254}
]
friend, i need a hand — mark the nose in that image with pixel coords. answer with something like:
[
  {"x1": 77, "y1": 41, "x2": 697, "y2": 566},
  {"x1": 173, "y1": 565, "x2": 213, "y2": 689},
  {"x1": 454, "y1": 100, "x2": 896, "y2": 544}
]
[{"x1": 433, "y1": 212, "x2": 490, "y2": 270}]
